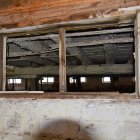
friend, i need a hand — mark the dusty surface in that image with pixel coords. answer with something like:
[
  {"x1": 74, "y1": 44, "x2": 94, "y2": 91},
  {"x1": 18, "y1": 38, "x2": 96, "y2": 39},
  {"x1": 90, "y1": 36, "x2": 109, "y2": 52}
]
[{"x1": 0, "y1": 98, "x2": 140, "y2": 140}]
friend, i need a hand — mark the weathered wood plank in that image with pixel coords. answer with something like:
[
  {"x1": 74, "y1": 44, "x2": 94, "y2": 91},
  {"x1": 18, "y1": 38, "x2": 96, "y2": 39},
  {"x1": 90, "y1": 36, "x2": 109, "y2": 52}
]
[
  {"x1": 66, "y1": 37, "x2": 133, "y2": 47},
  {"x1": 0, "y1": 36, "x2": 3, "y2": 90},
  {"x1": 7, "y1": 64, "x2": 134, "y2": 76},
  {"x1": 135, "y1": 11, "x2": 140, "y2": 97},
  {"x1": 0, "y1": 36, "x2": 7, "y2": 91},
  {"x1": 0, "y1": 0, "x2": 139, "y2": 28},
  {"x1": 7, "y1": 27, "x2": 133, "y2": 42},
  {"x1": 0, "y1": 16, "x2": 131, "y2": 35},
  {"x1": 59, "y1": 28, "x2": 66, "y2": 92}
]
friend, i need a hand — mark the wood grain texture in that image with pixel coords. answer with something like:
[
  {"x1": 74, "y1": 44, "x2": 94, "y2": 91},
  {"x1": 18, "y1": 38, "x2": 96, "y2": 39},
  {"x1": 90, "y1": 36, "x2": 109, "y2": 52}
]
[
  {"x1": 59, "y1": 28, "x2": 66, "y2": 92},
  {"x1": 135, "y1": 11, "x2": 140, "y2": 97},
  {"x1": 0, "y1": 0, "x2": 139, "y2": 28},
  {"x1": 0, "y1": 36, "x2": 3, "y2": 90}
]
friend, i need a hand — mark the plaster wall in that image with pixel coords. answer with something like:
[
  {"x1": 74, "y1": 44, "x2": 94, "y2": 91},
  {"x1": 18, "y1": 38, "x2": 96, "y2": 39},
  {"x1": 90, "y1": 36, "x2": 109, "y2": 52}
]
[{"x1": 0, "y1": 98, "x2": 140, "y2": 140}]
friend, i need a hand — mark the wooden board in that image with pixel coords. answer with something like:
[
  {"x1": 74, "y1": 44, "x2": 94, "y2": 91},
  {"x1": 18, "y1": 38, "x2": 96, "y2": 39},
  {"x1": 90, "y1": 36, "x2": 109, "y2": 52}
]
[
  {"x1": 7, "y1": 64, "x2": 134, "y2": 76},
  {"x1": 135, "y1": 11, "x2": 140, "y2": 97},
  {"x1": 59, "y1": 28, "x2": 66, "y2": 92},
  {"x1": 0, "y1": 0, "x2": 139, "y2": 28},
  {"x1": 0, "y1": 36, "x2": 7, "y2": 91}
]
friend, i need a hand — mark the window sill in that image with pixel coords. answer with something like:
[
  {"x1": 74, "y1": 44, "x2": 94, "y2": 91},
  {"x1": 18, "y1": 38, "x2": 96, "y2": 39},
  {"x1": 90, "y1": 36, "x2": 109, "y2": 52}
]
[{"x1": 0, "y1": 91, "x2": 138, "y2": 100}]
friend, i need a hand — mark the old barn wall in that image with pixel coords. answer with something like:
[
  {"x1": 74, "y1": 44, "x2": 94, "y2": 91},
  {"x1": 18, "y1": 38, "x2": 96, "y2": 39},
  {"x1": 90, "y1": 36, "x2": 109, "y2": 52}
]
[
  {"x1": 0, "y1": 0, "x2": 139, "y2": 28},
  {"x1": 0, "y1": 0, "x2": 140, "y2": 140},
  {"x1": 0, "y1": 99, "x2": 140, "y2": 140}
]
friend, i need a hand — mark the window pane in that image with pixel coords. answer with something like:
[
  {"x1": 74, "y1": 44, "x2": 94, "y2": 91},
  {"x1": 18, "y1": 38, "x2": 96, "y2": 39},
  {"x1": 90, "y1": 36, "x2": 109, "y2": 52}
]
[
  {"x1": 6, "y1": 31, "x2": 59, "y2": 92},
  {"x1": 69, "y1": 77, "x2": 76, "y2": 83},
  {"x1": 15, "y1": 79, "x2": 22, "y2": 84},
  {"x1": 8, "y1": 79, "x2": 13, "y2": 84},
  {"x1": 66, "y1": 25, "x2": 135, "y2": 93},
  {"x1": 48, "y1": 77, "x2": 54, "y2": 83},
  {"x1": 102, "y1": 77, "x2": 111, "y2": 83},
  {"x1": 42, "y1": 77, "x2": 47, "y2": 83},
  {"x1": 80, "y1": 77, "x2": 86, "y2": 83}
]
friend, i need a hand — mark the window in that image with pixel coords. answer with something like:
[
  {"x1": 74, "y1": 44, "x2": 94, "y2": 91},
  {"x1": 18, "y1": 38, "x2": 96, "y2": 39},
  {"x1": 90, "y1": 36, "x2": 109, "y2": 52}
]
[
  {"x1": 8, "y1": 79, "x2": 22, "y2": 84},
  {"x1": 6, "y1": 30, "x2": 59, "y2": 92},
  {"x1": 39, "y1": 77, "x2": 55, "y2": 84},
  {"x1": 1, "y1": 17, "x2": 136, "y2": 94},
  {"x1": 80, "y1": 77, "x2": 86, "y2": 83},
  {"x1": 102, "y1": 77, "x2": 111, "y2": 83},
  {"x1": 69, "y1": 77, "x2": 77, "y2": 83},
  {"x1": 41, "y1": 77, "x2": 47, "y2": 83},
  {"x1": 48, "y1": 77, "x2": 54, "y2": 83},
  {"x1": 66, "y1": 25, "x2": 135, "y2": 93}
]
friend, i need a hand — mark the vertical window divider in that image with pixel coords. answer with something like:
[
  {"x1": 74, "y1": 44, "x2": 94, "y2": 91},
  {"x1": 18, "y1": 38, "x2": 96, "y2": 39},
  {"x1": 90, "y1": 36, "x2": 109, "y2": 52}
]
[
  {"x1": 135, "y1": 11, "x2": 140, "y2": 98},
  {"x1": 59, "y1": 28, "x2": 67, "y2": 93},
  {"x1": 0, "y1": 35, "x2": 7, "y2": 91}
]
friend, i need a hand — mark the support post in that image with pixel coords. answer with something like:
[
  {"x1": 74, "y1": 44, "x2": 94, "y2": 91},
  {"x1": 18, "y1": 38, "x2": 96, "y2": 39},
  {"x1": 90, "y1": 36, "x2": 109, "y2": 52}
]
[
  {"x1": 135, "y1": 11, "x2": 140, "y2": 97},
  {"x1": 0, "y1": 36, "x2": 7, "y2": 91},
  {"x1": 59, "y1": 28, "x2": 67, "y2": 92}
]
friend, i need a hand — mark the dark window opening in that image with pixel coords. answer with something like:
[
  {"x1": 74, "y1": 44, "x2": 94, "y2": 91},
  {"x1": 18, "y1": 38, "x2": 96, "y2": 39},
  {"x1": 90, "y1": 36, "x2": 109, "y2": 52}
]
[
  {"x1": 6, "y1": 31, "x2": 59, "y2": 92},
  {"x1": 66, "y1": 25, "x2": 135, "y2": 93},
  {"x1": 67, "y1": 75, "x2": 135, "y2": 93},
  {"x1": 5, "y1": 24, "x2": 135, "y2": 93}
]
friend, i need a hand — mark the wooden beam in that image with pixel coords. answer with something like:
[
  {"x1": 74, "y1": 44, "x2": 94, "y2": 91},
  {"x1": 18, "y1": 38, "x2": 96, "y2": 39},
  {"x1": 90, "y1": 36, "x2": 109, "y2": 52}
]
[
  {"x1": 0, "y1": 12, "x2": 135, "y2": 38},
  {"x1": 46, "y1": 37, "x2": 133, "y2": 49},
  {"x1": 66, "y1": 28, "x2": 134, "y2": 37},
  {"x1": 0, "y1": 36, "x2": 3, "y2": 90},
  {"x1": 13, "y1": 41, "x2": 49, "y2": 53},
  {"x1": 23, "y1": 56, "x2": 53, "y2": 66},
  {"x1": 59, "y1": 28, "x2": 67, "y2": 92},
  {"x1": 6, "y1": 64, "x2": 134, "y2": 76},
  {"x1": 0, "y1": 36, "x2": 7, "y2": 91},
  {"x1": 7, "y1": 27, "x2": 133, "y2": 42},
  {"x1": 0, "y1": 16, "x2": 127, "y2": 34},
  {"x1": 7, "y1": 56, "x2": 58, "y2": 65},
  {"x1": 64, "y1": 37, "x2": 133, "y2": 48},
  {"x1": 135, "y1": 11, "x2": 140, "y2": 97}
]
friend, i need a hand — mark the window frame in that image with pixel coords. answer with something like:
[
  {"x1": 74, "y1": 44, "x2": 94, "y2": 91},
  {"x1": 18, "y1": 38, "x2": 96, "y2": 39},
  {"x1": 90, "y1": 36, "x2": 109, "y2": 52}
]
[{"x1": 0, "y1": 12, "x2": 139, "y2": 98}]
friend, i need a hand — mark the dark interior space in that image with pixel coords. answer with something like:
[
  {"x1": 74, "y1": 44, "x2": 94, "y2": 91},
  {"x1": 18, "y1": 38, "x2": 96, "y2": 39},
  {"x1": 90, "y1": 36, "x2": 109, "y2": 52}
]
[{"x1": 6, "y1": 24, "x2": 135, "y2": 93}]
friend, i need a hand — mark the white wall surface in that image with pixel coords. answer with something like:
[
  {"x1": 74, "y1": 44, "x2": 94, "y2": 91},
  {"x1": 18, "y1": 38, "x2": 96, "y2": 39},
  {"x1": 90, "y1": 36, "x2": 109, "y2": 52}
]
[{"x1": 0, "y1": 98, "x2": 140, "y2": 140}]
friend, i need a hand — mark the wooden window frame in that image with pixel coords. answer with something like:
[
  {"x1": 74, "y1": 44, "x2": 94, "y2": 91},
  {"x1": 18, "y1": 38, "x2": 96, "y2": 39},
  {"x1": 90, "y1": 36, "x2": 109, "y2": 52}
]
[{"x1": 0, "y1": 12, "x2": 139, "y2": 99}]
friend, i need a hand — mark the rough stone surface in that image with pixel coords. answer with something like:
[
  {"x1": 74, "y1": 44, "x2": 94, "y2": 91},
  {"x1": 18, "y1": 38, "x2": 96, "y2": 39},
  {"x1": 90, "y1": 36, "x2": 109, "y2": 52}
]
[{"x1": 0, "y1": 98, "x2": 140, "y2": 140}]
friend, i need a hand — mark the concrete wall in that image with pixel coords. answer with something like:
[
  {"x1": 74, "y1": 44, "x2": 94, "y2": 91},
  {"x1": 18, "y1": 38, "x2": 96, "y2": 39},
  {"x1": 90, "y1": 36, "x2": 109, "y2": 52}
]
[{"x1": 0, "y1": 98, "x2": 140, "y2": 140}]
